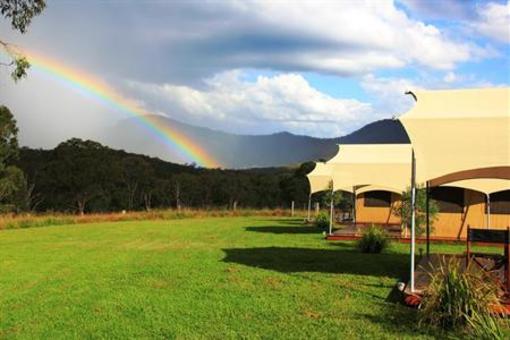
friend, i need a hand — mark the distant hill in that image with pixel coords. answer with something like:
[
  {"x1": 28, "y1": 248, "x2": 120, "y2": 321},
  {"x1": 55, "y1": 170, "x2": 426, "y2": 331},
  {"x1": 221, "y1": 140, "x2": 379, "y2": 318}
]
[{"x1": 98, "y1": 116, "x2": 410, "y2": 168}]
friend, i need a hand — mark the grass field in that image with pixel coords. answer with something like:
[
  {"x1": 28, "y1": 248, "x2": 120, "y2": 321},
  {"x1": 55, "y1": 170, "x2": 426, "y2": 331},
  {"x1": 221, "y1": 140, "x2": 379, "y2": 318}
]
[{"x1": 0, "y1": 216, "x2": 506, "y2": 338}]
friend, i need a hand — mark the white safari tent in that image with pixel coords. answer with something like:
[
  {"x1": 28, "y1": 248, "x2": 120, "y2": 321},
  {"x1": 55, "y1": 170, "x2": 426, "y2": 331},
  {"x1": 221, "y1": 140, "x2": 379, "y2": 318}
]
[
  {"x1": 306, "y1": 87, "x2": 510, "y2": 293},
  {"x1": 306, "y1": 144, "x2": 413, "y2": 233},
  {"x1": 399, "y1": 88, "x2": 509, "y2": 185},
  {"x1": 398, "y1": 87, "x2": 510, "y2": 291}
]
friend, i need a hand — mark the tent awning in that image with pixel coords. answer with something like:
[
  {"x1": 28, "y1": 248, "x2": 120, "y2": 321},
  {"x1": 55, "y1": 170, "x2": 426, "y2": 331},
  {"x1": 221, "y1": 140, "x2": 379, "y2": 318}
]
[
  {"x1": 355, "y1": 185, "x2": 403, "y2": 195},
  {"x1": 329, "y1": 144, "x2": 412, "y2": 193},
  {"x1": 399, "y1": 88, "x2": 510, "y2": 184},
  {"x1": 442, "y1": 179, "x2": 510, "y2": 195},
  {"x1": 306, "y1": 162, "x2": 332, "y2": 194}
]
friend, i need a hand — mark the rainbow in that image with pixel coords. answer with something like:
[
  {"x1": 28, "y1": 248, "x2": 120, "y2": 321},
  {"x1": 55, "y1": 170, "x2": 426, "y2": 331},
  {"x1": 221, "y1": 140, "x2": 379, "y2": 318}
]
[{"x1": 8, "y1": 47, "x2": 221, "y2": 168}]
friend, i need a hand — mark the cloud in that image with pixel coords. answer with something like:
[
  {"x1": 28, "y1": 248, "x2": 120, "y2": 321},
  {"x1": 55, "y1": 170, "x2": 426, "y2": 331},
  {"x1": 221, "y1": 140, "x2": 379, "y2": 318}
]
[
  {"x1": 225, "y1": 0, "x2": 477, "y2": 71},
  {"x1": 399, "y1": 0, "x2": 473, "y2": 20},
  {"x1": 472, "y1": 1, "x2": 510, "y2": 44},
  {"x1": 1, "y1": 0, "x2": 507, "y2": 149},
  {"x1": 126, "y1": 71, "x2": 374, "y2": 138},
  {"x1": 361, "y1": 71, "x2": 506, "y2": 116},
  {"x1": 3, "y1": 0, "x2": 490, "y2": 85},
  {"x1": 443, "y1": 71, "x2": 458, "y2": 83},
  {"x1": 361, "y1": 74, "x2": 420, "y2": 115}
]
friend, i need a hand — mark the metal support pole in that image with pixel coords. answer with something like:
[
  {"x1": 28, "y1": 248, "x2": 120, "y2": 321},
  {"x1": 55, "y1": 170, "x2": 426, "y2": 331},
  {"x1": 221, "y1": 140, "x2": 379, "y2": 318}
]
[
  {"x1": 352, "y1": 186, "x2": 357, "y2": 225},
  {"x1": 486, "y1": 193, "x2": 491, "y2": 229},
  {"x1": 426, "y1": 181, "x2": 430, "y2": 257},
  {"x1": 291, "y1": 201, "x2": 295, "y2": 217},
  {"x1": 410, "y1": 150, "x2": 417, "y2": 293},
  {"x1": 329, "y1": 189, "x2": 334, "y2": 235}
]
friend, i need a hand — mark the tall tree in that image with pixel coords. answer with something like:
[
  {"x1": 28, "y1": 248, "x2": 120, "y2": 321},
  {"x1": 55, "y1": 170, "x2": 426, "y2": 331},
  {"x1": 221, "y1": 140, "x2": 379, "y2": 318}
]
[
  {"x1": 50, "y1": 139, "x2": 115, "y2": 215},
  {"x1": 1, "y1": 0, "x2": 46, "y2": 81},
  {"x1": 120, "y1": 157, "x2": 150, "y2": 210},
  {"x1": 0, "y1": 106, "x2": 23, "y2": 210},
  {"x1": 11, "y1": 174, "x2": 41, "y2": 212},
  {"x1": 0, "y1": 105, "x2": 19, "y2": 161}
]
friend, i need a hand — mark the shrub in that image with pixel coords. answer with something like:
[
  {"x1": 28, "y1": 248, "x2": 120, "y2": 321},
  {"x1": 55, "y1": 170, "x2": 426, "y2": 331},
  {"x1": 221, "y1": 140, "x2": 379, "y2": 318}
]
[
  {"x1": 419, "y1": 257, "x2": 504, "y2": 338},
  {"x1": 314, "y1": 212, "x2": 329, "y2": 230},
  {"x1": 394, "y1": 186, "x2": 439, "y2": 237},
  {"x1": 357, "y1": 225, "x2": 389, "y2": 253}
]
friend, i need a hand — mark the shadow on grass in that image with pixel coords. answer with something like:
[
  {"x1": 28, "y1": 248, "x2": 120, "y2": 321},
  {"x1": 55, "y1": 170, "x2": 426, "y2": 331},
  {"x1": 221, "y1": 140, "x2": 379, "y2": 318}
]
[
  {"x1": 245, "y1": 225, "x2": 320, "y2": 234},
  {"x1": 355, "y1": 302, "x2": 433, "y2": 338},
  {"x1": 258, "y1": 218, "x2": 307, "y2": 226},
  {"x1": 222, "y1": 247, "x2": 408, "y2": 278}
]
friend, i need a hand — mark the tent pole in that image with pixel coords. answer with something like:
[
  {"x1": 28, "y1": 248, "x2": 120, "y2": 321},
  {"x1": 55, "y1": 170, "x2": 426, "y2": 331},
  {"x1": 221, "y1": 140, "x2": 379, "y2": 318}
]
[
  {"x1": 426, "y1": 181, "x2": 430, "y2": 257},
  {"x1": 353, "y1": 186, "x2": 357, "y2": 225},
  {"x1": 487, "y1": 193, "x2": 491, "y2": 229},
  {"x1": 329, "y1": 188, "x2": 334, "y2": 235},
  {"x1": 307, "y1": 194, "x2": 311, "y2": 222},
  {"x1": 410, "y1": 150, "x2": 417, "y2": 293}
]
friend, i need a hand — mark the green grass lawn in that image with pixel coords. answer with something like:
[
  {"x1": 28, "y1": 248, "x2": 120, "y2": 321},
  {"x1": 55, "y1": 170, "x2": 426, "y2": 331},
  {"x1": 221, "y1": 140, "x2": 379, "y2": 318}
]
[{"x1": 0, "y1": 216, "x2": 505, "y2": 339}]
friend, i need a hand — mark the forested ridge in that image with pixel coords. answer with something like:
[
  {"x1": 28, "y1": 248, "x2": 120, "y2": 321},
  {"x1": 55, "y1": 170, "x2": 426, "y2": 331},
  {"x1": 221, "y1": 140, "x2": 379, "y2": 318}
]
[{"x1": 14, "y1": 138, "x2": 314, "y2": 214}]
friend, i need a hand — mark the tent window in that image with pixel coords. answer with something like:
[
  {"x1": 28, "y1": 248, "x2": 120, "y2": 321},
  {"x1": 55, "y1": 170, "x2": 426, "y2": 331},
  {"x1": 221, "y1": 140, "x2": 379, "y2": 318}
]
[
  {"x1": 489, "y1": 190, "x2": 510, "y2": 214},
  {"x1": 431, "y1": 187, "x2": 464, "y2": 213},
  {"x1": 364, "y1": 191, "x2": 391, "y2": 207}
]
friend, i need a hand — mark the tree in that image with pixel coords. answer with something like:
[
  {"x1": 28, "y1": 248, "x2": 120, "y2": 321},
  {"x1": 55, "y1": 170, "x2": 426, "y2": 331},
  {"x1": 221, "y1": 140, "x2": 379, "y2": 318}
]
[
  {"x1": 121, "y1": 156, "x2": 152, "y2": 210},
  {"x1": 321, "y1": 181, "x2": 347, "y2": 210},
  {"x1": 394, "y1": 186, "x2": 440, "y2": 237},
  {"x1": 11, "y1": 174, "x2": 42, "y2": 212},
  {"x1": 0, "y1": 165, "x2": 23, "y2": 211},
  {"x1": 139, "y1": 167, "x2": 156, "y2": 211},
  {"x1": 1, "y1": 0, "x2": 46, "y2": 81},
  {"x1": 225, "y1": 175, "x2": 249, "y2": 210},
  {"x1": 0, "y1": 105, "x2": 19, "y2": 161},
  {"x1": 0, "y1": 106, "x2": 23, "y2": 210},
  {"x1": 51, "y1": 139, "x2": 114, "y2": 215}
]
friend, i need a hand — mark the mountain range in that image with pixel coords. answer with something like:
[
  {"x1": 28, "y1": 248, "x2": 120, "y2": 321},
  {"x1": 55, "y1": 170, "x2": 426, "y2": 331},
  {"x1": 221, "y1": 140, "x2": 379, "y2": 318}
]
[{"x1": 98, "y1": 116, "x2": 410, "y2": 169}]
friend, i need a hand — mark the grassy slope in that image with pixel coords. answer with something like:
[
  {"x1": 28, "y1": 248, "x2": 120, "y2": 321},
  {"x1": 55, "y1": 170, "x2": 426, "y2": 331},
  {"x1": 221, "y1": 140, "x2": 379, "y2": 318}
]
[{"x1": 0, "y1": 217, "x2": 504, "y2": 339}]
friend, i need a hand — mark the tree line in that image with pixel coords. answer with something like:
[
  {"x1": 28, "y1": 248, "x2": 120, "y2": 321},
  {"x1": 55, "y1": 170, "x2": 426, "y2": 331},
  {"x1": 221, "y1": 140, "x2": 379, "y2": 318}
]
[{"x1": 11, "y1": 136, "x2": 314, "y2": 214}]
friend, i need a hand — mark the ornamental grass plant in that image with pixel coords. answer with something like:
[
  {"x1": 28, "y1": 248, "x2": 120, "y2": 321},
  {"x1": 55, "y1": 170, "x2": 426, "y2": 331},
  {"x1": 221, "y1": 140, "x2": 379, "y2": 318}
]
[{"x1": 419, "y1": 256, "x2": 505, "y2": 339}]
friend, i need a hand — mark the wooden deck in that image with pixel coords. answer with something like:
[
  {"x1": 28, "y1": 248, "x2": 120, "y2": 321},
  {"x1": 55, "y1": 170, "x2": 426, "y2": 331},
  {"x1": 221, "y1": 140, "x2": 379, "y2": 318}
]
[
  {"x1": 326, "y1": 224, "x2": 465, "y2": 244},
  {"x1": 326, "y1": 224, "x2": 500, "y2": 245},
  {"x1": 403, "y1": 254, "x2": 463, "y2": 296}
]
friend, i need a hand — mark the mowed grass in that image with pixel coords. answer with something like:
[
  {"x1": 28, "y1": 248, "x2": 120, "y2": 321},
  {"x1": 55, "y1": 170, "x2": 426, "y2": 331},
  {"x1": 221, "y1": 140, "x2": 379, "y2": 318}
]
[{"x1": 0, "y1": 216, "x2": 504, "y2": 339}]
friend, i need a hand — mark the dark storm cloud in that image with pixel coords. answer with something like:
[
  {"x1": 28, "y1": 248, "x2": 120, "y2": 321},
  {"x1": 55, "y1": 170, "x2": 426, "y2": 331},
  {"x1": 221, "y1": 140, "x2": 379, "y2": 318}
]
[{"x1": 2, "y1": 0, "x2": 483, "y2": 86}]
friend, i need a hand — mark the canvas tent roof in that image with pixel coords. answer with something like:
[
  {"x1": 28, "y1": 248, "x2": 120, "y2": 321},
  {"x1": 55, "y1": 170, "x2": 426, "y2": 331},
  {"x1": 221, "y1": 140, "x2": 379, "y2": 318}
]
[
  {"x1": 444, "y1": 179, "x2": 510, "y2": 195},
  {"x1": 307, "y1": 162, "x2": 332, "y2": 194},
  {"x1": 355, "y1": 185, "x2": 403, "y2": 195},
  {"x1": 399, "y1": 88, "x2": 510, "y2": 186},
  {"x1": 306, "y1": 157, "x2": 408, "y2": 196},
  {"x1": 328, "y1": 144, "x2": 412, "y2": 193}
]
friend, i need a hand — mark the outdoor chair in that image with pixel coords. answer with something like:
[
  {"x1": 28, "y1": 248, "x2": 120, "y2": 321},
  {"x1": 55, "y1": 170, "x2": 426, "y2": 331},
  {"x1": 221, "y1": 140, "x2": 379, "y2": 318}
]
[
  {"x1": 336, "y1": 211, "x2": 353, "y2": 223},
  {"x1": 466, "y1": 226, "x2": 510, "y2": 292}
]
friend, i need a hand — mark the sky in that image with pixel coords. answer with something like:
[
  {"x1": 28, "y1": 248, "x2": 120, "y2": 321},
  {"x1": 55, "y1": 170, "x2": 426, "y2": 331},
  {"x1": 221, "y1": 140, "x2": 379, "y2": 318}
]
[{"x1": 0, "y1": 0, "x2": 509, "y2": 149}]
